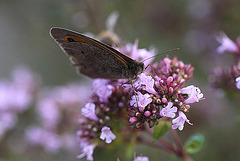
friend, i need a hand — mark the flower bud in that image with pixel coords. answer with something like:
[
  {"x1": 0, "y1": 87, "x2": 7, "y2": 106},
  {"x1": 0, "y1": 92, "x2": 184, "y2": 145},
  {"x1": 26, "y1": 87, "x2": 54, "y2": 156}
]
[
  {"x1": 162, "y1": 97, "x2": 168, "y2": 103},
  {"x1": 168, "y1": 87, "x2": 174, "y2": 95},
  {"x1": 129, "y1": 117, "x2": 138, "y2": 123},
  {"x1": 167, "y1": 76, "x2": 173, "y2": 86},
  {"x1": 144, "y1": 111, "x2": 151, "y2": 117}
]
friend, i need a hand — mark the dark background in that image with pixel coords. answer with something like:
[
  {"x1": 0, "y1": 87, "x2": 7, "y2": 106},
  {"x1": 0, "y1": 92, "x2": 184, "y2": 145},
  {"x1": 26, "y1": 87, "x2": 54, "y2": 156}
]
[{"x1": 1, "y1": 0, "x2": 240, "y2": 160}]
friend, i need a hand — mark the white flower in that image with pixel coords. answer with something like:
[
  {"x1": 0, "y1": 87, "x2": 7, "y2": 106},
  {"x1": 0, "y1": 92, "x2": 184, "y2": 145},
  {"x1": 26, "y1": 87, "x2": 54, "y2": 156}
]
[
  {"x1": 81, "y1": 103, "x2": 98, "y2": 121},
  {"x1": 181, "y1": 85, "x2": 204, "y2": 103},
  {"x1": 133, "y1": 156, "x2": 149, "y2": 161},
  {"x1": 77, "y1": 142, "x2": 96, "y2": 161},
  {"x1": 160, "y1": 102, "x2": 178, "y2": 118},
  {"x1": 236, "y1": 77, "x2": 240, "y2": 89},
  {"x1": 172, "y1": 111, "x2": 193, "y2": 131},
  {"x1": 93, "y1": 79, "x2": 113, "y2": 102},
  {"x1": 216, "y1": 32, "x2": 238, "y2": 54},
  {"x1": 100, "y1": 126, "x2": 116, "y2": 144},
  {"x1": 130, "y1": 92, "x2": 152, "y2": 112},
  {"x1": 134, "y1": 73, "x2": 157, "y2": 95}
]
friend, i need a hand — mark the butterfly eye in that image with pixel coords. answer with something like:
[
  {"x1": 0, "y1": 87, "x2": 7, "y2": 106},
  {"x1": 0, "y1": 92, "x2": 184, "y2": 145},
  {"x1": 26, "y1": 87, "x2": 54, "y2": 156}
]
[{"x1": 67, "y1": 37, "x2": 75, "y2": 42}]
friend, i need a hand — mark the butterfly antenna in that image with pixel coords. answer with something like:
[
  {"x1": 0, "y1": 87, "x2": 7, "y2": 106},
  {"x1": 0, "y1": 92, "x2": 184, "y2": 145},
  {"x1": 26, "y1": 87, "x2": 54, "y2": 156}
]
[
  {"x1": 121, "y1": 80, "x2": 140, "y2": 109},
  {"x1": 141, "y1": 48, "x2": 180, "y2": 63},
  {"x1": 120, "y1": 80, "x2": 131, "y2": 94}
]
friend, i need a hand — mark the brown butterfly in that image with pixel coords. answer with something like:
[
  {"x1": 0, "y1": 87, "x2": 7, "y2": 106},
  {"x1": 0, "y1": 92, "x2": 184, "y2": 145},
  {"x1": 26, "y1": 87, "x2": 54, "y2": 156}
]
[{"x1": 50, "y1": 27, "x2": 144, "y2": 80}]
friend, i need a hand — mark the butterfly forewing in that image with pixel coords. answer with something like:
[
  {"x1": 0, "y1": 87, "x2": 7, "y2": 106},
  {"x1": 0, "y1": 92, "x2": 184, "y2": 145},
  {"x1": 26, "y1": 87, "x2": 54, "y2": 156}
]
[
  {"x1": 50, "y1": 27, "x2": 144, "y2": 79},
  {"x1": 62, "y1": 42, "x2": 130, "y2": 79}
]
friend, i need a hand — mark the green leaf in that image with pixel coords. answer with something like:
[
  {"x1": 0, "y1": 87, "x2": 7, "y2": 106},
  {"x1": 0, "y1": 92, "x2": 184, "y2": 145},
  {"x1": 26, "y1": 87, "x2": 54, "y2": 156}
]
[
  {"x1": 184, "y1": 133, "x2": 205, "y2": 154},
  {"x1": 153, "y1": 120, "x2": 171, "y2": 141}
]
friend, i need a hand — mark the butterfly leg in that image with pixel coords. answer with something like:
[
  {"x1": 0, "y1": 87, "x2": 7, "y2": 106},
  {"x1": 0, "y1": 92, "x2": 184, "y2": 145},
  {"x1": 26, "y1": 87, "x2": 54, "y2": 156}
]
[{"x1": 120, "y1": 80, "x2": 139, "y2": 108}]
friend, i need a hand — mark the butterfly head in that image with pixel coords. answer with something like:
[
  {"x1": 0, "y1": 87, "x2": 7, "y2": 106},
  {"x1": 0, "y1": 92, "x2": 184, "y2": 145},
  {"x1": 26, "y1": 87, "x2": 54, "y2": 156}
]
[{"x1": 128, "y1": 61, "x2": 144, "y2": 80}]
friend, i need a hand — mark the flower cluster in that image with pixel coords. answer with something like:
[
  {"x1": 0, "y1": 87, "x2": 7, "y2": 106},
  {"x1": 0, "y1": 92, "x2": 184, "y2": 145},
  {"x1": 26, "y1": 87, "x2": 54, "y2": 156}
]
[
  {"x1": 118, "y1": 39, "x2": 156, "y2": 66},
  {"x1": 127, "y1": 57, "x2": 203, "y2": 130},
  {"x1": 0, "y1": 67, "x2": 38, "y2": 140},
  {"x1": 133, "y1": 155, "x2": 149, "y2": 161},
  {"x1": 232, "y1": 62, "x2": 240, "y2": 89},
  {"x1": 77, "y1": 79, "x2": 130, "y2": 160},
  {"x1": 216, "y1": 32, "x2": 240, "y2": 56},
  {"x1": 25, "y1": 83, "x2": 91, "y2": 152},
  {"x1": 210, "y1": 32, "x2": 240, "y2": 90},
  {"x1": 76, "y1": 40, "x2": 204, "y2": 160},
  {"x1": 77, "y1": 42, "x2": 157, "y2": 160}
]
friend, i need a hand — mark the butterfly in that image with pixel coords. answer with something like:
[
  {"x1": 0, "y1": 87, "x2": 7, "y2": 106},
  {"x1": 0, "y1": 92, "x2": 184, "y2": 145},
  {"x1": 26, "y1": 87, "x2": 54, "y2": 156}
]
[{"x1": 50, "y1": 27, "x2": 144, "y2": 80}]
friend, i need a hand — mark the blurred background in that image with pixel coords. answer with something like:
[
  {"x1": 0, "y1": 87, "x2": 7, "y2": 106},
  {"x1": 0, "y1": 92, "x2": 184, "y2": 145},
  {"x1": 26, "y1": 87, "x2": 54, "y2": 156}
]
[{"x1": 0, "y1": 0, "x2": 240, "y2": 160}]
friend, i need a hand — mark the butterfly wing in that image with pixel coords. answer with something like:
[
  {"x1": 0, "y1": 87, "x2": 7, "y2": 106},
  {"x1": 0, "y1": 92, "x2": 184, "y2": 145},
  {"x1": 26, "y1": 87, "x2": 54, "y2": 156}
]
[{"x1": 50, "y1": 27, "x2": 140, "y2": 79}]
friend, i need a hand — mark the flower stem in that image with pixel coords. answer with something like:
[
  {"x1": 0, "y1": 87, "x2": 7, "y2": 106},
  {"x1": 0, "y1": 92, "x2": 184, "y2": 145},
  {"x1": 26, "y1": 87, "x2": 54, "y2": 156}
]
[
  {"x1": 170, "y1": 128, "x2": 193, "y2": 161},
  {"x1": 143, "y1": 125, "x2": 193, "y2": 161},
  {"x1": 143, "y1": 126, "x2": 178, "y2": 154},
  {"x1": 171, "y1": 128, "x2": 182, "y2": 152}
]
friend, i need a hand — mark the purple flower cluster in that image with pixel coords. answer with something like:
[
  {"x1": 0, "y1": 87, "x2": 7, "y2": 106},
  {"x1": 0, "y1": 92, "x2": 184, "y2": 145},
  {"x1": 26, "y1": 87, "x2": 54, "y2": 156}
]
[
  {"x1": 78, "y1": 78, "x2": 157, "y2": 160},
  {"x1": 76, "y1": 40, "x2": 204, "y2": 160},
  {"x1": 231, "y1": 62, "x2": 240, "y2": 90},
  {"x1": 25, "y1": 83, "x2": 91, "y2": 152},
  {"x1": 127, "y1": 57, "x2": 203, "y2": 129},
  {"x1": 210, "y1": 33, "x2": 240, "y2": 90},
  {"x1": 77, "y1": 43, "x2": 156, "y2": 160},
  {"x1": 117, "y1": 39, "x2": 156, "y2": 66},
  {"x1": 0, "y1": 67, "x2": 38, "y2": 140},
  {"x1": 216, "y1": 32, "x2": 240, "y2": 56},
  {"x1": 77, "y1": 79, "x2": 129, "y2": 160}
]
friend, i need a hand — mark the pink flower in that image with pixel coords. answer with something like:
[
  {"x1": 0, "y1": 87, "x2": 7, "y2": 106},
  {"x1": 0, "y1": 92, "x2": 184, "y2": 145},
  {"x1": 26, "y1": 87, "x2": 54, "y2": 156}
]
[
  {"x1": 122, "y1": 40, "x2": 156, "y2": 65},
  {"x1": 133, "y1": 156, "x2": 149, "y2": 161},
  {"x1": 25, "y1": 126, "x2": 62, "y2": 153},
  {"x1": 130, "y1": 92, "x2": 152, "y2": 112},
  {"x1": 93, "y1": 79, "x2": 113, "y2": 102},
  {"x1": 162, "y1": 57, "x2": 172, "y2": 74},
  {"x1": 53, "y1": 83, "x2": 91, "y2": 106},
  {"x1": 160, "y1": 102, "x2": 177, "y2": 118},
  {"x1": 134, "y1": 73, "x2": 157, "y2": 95},
  {"x1": 77, "y1": 142, "x2": 96, "y2": 161},
  {"x1": 216, "y1": 32, "x2": 239, "y2": 54},
  {"x1": 37, "y1": 98, "x2": 60, "y2": 129},
  {"x1": 0, "y1": 112, "x2": 16, "y2": 140},
  {"x1": 236, "y1": 77, "x2": 240, "y2": 89},
  {"x1": 129, "y1": 117, "x2": 138, "y2": 123},
  {"x1": 0, "y1": 67, "x2": 38, "y2": 112},
  {"x1": 172, "y1": 111, "x2": 193, "y2": 131},
  {"x1": 0, "y1": 81, "x2": 32, "y2": 112},
  {"x1": 81, "y1": 103, "x2": 98, "y2": 121},
  {"x1": 100, "y1": 126, "x2": 116, "y2": 144},
  {"x1": 11, "y1": 67, "x2": 39, "y2": 92},
  {"x1": 180, "y1": 85, "x2": 204, "y2": 103},
  {"x1": 0, "y1": 67, "x2": 38, "y2": 140}
]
